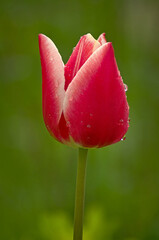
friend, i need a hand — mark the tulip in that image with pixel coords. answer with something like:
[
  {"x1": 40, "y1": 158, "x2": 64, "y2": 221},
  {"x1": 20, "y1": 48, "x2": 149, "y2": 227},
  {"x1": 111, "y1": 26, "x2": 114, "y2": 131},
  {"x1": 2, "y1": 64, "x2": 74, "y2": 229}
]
[
  {"x1": 38, "y1": 33, "x2": 129, "y2": 149},
  {"x1": 38, "y1": 33, "x2": 129, "y2": 240}
]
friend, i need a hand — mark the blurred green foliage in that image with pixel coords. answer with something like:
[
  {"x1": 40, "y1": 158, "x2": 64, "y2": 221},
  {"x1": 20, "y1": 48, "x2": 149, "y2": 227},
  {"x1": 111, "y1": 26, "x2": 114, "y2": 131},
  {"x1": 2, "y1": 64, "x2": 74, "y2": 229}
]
[{"x1": 0, "y1": 0, "x2": 159, "y2": 239}]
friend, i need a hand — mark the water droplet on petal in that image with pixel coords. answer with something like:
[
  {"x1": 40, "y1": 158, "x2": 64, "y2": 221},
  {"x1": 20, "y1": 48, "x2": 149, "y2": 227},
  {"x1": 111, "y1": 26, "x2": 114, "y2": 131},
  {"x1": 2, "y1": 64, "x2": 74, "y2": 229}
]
[
  {"x1": 66, "y1": 121, "x2": 70, "y2": 127},
  {"x1": 124, "y1": 84, "x2": 128, "y2": 92},
  {"x1": 118, "y1": 119, "x2": 124, "y2": 126},
  {"x1": 89, "y1": 113, "x2": 93, "y2": 117},
  {"x1": 80, "y1": 120, "x2": 84, "y2": 125},
  {"x1": 121, "y1": 136, "x2": 126, "y2": 141},
  {"x1": 55, "y1": 81, "x2": 59, "y2": 88},
  {"x1": 87, "y1": 124, "x2": 91, "y2": 128}
]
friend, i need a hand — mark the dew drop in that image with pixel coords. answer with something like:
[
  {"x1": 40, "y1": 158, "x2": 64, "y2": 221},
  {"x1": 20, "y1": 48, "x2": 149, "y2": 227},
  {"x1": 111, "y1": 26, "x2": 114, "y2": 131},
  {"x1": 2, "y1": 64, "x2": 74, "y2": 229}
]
[
  {"x1": 66, "y1": 121, "x2": 70, "y2": 127},
  {"x1": 118, "y1": 119, "x2": 124, "y2": 126},
  {"x1": 80, "y1": 120, "x2": 83, "y2": 125},
  {"x1": 46, "y1": 124, "x2": 50, "y2": 130},
  {"x1": 87, "y1": 124, "x2": 91, "y2": 128},
  {"x1": 89, "y1": 113, "x2": 93, "y2": 117},
  {"x1": 121, "y1": 136, "x2": 126, "y2": 141},
  {"x1": 124, "y1": 84, "x2": 128, "y2": 92},
  {"x1": 55, "y1": 82, "x2": 59, "y2": 88}
]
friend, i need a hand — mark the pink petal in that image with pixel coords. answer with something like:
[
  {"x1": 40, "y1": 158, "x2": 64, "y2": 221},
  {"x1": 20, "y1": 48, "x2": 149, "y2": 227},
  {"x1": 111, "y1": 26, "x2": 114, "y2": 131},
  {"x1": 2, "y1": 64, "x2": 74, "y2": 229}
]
[
  {"x1": 64, "y1": 34, "x2": 101, "y2": 90},
  {"x1": 63, "y1": 43, "x2": 129, "y2": 148},
  {"x1": 38, "y1": 34, "x2": 65, "y2": 141},
  {"x1": 97, "y1": 33, "x2": 107, "y2": 45}
]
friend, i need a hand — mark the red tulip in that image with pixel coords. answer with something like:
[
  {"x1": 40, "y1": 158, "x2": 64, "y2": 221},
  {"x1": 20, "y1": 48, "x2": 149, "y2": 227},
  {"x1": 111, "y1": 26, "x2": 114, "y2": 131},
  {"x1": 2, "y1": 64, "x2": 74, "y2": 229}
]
[{"x1": 38, "y1": 33, "x2": 129, "y2": 148}]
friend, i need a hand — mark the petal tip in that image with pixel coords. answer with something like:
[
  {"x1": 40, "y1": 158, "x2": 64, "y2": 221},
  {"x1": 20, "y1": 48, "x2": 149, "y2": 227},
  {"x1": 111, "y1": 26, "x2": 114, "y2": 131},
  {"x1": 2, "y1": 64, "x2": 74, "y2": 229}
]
[
  {"x1": 38, "y1": 34, "x2": 53, "y2": 46},
  {"x1": 38, "y1": 33, "x2": 46, "y2": 41},
  {"x1": 98, "y1": 33, "x2": 107, "y2": 44}
]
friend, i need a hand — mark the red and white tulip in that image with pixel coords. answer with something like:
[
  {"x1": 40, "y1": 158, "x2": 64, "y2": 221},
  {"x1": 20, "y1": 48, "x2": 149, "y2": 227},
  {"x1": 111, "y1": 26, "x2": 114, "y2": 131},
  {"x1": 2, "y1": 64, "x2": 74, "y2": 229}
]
[{"x1": 38, "y1": 33, "x2": 129, "y2": 148}]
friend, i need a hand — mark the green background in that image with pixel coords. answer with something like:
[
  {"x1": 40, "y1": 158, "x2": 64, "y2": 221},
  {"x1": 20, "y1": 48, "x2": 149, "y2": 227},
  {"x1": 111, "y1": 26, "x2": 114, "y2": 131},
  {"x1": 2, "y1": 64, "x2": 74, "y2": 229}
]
[{"x1": 0, "y1": 0, "x2": 159, "y2": 239}]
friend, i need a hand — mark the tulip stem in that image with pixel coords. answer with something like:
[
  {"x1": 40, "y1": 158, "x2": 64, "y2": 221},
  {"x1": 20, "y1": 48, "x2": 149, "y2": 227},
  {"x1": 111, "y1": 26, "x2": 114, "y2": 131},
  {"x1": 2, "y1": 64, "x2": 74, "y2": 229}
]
[{"x1": 73, "y1": 148, "x2": 88, "y2": 240}]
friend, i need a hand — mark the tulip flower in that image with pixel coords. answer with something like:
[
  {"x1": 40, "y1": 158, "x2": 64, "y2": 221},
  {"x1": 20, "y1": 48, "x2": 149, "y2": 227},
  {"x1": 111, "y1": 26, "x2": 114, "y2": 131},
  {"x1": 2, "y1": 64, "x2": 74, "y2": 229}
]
[
  {"x1": 38, "y1": 33, "x2": 129, "y2": 240},
  {"x1": 38, "y1": 33, "x2": 129, "y2": 149}
]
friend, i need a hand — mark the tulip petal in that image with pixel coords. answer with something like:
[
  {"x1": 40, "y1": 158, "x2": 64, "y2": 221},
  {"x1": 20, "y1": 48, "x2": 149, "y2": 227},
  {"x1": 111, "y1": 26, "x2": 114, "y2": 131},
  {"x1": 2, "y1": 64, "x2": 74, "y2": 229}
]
[
  {"x1": 97, "y1": 33, "x2": 107, "y2": 45},
  {"x1": 64, "y1": 34, "x2": 101, "y2": 90},
  {"x1": 64, "y1": 43, "x2": 129, "y2": 148},
  {"x1": 38, "y1": 34, "x2": 65, "y2": 141}
]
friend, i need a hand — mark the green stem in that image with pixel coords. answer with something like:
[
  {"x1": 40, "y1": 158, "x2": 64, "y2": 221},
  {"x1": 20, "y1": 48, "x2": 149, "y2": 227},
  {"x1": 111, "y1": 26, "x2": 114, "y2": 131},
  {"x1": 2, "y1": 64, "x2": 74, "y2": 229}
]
[{"x1": 73, "y1": 148, "x2": 88, "y2": 240}]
